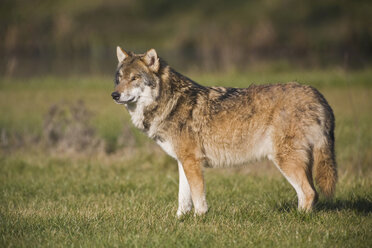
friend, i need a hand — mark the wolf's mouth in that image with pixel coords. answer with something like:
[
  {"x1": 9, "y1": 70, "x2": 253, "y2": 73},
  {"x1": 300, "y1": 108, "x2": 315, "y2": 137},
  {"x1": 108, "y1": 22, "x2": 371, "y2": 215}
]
[{"x1": 116, "y1": 96, "x2": 136, "y2": 104}]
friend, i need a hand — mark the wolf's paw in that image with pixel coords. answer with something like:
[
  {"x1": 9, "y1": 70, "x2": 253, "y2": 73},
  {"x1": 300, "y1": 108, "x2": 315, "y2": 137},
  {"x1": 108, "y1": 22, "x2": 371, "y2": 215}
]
[
  {"x1": 176, "y1": 207, "x2": 192, "y2": 218},
  {"x1": 177, "y1": 200, "x2": 193, "y2": 218},
  {"x1": 193, "y1": 199, "x2": 208, "y2": 216},
  {"x1": 194, "y1": 206, "x2": 208, "y2": 216}
]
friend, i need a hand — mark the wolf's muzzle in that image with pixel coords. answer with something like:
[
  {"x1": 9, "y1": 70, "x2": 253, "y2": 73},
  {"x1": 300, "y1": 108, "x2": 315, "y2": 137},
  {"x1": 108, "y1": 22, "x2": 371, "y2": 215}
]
[{"x1": 111, "y1": 92, "x2": 120, "y2": 101}]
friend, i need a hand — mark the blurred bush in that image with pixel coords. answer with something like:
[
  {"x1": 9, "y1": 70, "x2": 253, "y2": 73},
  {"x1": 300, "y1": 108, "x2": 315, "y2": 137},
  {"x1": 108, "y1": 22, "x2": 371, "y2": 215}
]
[{"x1": 1, "y1": 0, "x2": 371, "y2": 75}]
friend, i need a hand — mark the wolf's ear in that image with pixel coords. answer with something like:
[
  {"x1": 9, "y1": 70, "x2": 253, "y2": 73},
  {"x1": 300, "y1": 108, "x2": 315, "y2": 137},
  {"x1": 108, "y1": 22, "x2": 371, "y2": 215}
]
[
  {"x1": 143, "y1": 48, "x2": 160, "y2": 72},
  {"x1": 116, "y1": 46, "x2": 128, "y2": 62}
]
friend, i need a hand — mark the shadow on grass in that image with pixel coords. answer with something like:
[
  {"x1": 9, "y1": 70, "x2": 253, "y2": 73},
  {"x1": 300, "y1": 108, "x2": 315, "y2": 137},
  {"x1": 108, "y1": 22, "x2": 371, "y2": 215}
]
[
  {"x1": 316, "y1": 198, "x2": 372, "y2": 214},
  {"x1": 275, "y1": 197, "x2": 372, "y2": 214}
]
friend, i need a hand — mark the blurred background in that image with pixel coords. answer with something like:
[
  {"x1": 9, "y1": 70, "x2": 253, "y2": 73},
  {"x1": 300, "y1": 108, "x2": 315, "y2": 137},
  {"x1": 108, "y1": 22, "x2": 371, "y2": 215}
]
[
  {"x1": 1, "y1": 0, "x2": 372, "y2": 76},
  {"x1": 0, "y1": 0, "x2": 371, "y2": 176}
]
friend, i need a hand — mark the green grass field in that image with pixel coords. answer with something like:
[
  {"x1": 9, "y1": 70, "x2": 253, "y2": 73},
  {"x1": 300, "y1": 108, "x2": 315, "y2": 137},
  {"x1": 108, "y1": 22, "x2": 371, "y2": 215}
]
[{"x1": 1, "y1": 69, "x2": 372, "y2": 247}]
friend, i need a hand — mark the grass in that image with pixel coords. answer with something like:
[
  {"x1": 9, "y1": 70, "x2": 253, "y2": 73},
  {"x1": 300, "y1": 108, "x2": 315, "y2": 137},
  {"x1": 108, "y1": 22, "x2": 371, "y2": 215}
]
[
  {"x1": 1, "y1": 156, "x2": 371, "y2": 247},
  {"x1": 0, "y1": 68, "x2": 372, "y2": 247}
]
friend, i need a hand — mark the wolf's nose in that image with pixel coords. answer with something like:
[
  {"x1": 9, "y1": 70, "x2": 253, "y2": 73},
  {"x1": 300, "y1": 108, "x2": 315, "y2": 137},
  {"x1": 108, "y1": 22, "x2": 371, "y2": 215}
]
[{"x1": 111, "y1": 92, "x2": 120, "y2": 100}]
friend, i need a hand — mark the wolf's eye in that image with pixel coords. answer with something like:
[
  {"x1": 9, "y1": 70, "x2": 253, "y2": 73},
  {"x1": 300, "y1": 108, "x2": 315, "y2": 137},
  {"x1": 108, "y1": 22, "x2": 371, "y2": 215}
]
[{"x1": 130, "y1": 75, "x2": 140, "y2": 81}]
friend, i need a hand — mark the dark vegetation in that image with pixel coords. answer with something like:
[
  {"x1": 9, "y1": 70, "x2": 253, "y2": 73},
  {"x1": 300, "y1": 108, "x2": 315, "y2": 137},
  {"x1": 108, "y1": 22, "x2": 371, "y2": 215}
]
[{"x1": 1, "y1": 0, "x2": 372, "y2": 76}]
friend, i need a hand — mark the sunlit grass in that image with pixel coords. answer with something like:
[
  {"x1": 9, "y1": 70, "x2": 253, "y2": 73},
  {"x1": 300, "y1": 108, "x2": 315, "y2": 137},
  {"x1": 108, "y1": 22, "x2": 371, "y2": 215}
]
[{"x1": 0, "y1": 156, "x2": 371, "y2": 247}]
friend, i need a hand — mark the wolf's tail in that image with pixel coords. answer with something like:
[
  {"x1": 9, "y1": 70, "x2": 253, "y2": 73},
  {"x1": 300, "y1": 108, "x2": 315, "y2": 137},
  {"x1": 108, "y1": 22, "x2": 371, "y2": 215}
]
[{"x1": 313, "y1": 134, "x2": 337, "y2": 198}]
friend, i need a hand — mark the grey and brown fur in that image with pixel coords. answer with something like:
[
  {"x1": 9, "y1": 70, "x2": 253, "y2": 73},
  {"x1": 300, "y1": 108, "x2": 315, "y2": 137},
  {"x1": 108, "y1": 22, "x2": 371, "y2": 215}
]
[{"x1": 112, "y1": 47, "x2": 337, "y2": 217}]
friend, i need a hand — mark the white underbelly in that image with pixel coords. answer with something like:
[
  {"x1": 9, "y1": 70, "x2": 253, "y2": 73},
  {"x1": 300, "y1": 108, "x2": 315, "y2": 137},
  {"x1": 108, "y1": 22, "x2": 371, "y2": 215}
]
[
  {"x1": 155, "y1": 131, "x2": 274, "y2": 168},
  {"x1": 203, "y1": 133, "x2": 274, "y2": 168}
]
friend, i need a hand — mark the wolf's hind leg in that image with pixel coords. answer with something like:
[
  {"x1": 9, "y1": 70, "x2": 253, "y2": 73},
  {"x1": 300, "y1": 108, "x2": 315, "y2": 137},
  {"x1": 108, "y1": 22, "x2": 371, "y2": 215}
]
[
  {"x1": 272, "y1": 151, "x2": 318, "y2": 211},
  {"x1": 177, "y1": 161, "x2": 193, "y2": 217}
]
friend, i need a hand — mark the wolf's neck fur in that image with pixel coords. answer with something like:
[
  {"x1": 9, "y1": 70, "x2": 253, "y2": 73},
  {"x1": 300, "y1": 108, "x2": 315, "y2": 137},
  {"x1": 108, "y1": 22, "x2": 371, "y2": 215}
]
[{"x1": 127, "y1": 65, "x2": 206, "y2": 139}]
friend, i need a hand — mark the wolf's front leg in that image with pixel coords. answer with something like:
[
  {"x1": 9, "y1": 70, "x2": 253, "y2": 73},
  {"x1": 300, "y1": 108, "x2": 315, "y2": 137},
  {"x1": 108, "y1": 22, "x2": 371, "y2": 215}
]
[
  {"x1": 176, "y1": 161, "x2": 193, "y2": 217},
  {"x1": 180, "y1": 157, "x2": 208, "y2": 216}
]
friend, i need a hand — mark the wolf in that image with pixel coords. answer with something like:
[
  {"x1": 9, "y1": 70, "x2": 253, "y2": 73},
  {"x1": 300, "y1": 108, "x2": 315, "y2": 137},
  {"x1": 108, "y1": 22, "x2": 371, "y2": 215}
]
[{"x1": 111, "y1": 46, "x2": 337, "y2": 217}]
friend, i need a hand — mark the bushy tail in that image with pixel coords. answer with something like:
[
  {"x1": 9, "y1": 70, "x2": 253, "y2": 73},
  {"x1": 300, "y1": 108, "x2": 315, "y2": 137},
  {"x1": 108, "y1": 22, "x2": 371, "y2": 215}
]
[{"x1": 313, "y1": 139, "x2": 337, "y2": 198}]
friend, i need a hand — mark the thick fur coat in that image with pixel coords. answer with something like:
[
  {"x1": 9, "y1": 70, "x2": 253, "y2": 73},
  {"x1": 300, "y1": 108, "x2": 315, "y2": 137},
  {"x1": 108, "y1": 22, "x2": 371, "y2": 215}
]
[{"x1": 112, "y1": 47, "x2": 337, "y2": 216}]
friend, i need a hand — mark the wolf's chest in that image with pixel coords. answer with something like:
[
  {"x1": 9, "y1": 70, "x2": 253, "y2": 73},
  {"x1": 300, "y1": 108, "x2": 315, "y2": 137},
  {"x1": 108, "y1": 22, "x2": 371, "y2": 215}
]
[{"x1": 156, "y1": 139, "x2": 177, "y2": 159}]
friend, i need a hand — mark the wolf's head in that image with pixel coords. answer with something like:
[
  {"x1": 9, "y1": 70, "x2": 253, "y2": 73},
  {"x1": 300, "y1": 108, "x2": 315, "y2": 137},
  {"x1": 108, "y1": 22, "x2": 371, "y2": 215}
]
[{"x1": 112, "y1": 47, "x2": 162, "y2": 108}]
